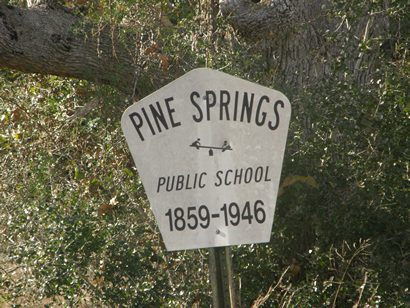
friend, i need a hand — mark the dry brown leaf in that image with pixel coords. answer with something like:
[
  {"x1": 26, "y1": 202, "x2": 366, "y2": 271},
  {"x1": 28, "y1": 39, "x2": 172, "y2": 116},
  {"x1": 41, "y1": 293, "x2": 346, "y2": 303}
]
[{"x1": 98, "y1": 203, "x2": 115, "y2": 216}]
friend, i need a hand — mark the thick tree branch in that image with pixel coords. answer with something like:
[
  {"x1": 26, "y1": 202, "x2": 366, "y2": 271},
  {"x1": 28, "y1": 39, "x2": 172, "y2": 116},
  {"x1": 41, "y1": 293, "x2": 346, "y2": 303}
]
[
  {"x1": 0, "y1": 3, "x2": 139, "y2": 94},
  {"x1": 219, "y1": 0, "x2": 298, "y2": 40}
]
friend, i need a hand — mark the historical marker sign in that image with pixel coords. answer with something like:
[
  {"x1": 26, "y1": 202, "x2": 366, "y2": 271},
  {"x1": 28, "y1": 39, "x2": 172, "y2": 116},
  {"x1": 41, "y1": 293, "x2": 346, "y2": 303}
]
[{"x1": 121, "y1": 68, "x2": 291, "y2": 251}]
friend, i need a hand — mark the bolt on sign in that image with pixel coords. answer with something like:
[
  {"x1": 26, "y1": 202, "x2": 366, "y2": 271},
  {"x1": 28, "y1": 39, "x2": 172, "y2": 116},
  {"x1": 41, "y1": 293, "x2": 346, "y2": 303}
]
[{"x1": 121, "y1": 68, "x2": 291, "y2": 251}]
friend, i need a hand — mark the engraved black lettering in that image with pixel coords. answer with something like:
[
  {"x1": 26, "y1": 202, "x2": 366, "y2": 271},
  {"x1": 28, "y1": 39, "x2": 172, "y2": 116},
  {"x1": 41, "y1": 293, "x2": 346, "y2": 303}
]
[
  {"x1": 191, "y1": 91, "x2": 203, "y2": 122},
  {"x1": 176, "y1": 175, "x2": 184, "y2": 191},
  {"x1": 268, "y1": 100, "x2": 284, "y2": 130},
  {"x1": 199, "y1": 172, "x2": 207, "y2": 188},
  {"x1": 149, "y1": 101, "x2": 168, "y2": 133},
  {"x1": 224, "y1": 169, "x2": 233, "y2": 185},
  {"x1": 157, "y1": 177, "x2": 166, "y2": 193},
  {"x1": 214, "y1": 170, "x2": 223, "y2": 187},
  {"x1": 234, "y1": 168, "x2": 243, "y2": 185},
  {"x1": 240, "y1": 92, "x2": 254, "y2": 123},
  {"x1": 205, "y1": 91, "x2": 217, "y2": 121},
  {"x1": 165, "y1": 97, "x2": 181, "y2": 128},
  {"x1": 166, "y1": 176, "x2": 175, "y2": 192},
  {"x1": 264, "y1": 166, "x2": 272, "y2": 182},
  {"x1": 254, "y1": 166, "x2": 263, "y2": 182},
  {"x1": 244, "y1": 167, "x2": 253, "y2": 183},
  {"x1": 185, "y1": 174, "x2": 192, "y2": 190},
  {"x1": 256, "y1": 96, "x2": 269, "y2": 126},
  {"x1": 129, "y1": 112, "x2": 145, "y2": 141},
  {"x1": 233, "y1": 91, "x2": 239, "y2": 121},
  {"x1": 220, "y1": 90, "x2": 230, "y2": 121},
  {"x1": 141, "y1": 107, "x2": 155, "y2": 135}
]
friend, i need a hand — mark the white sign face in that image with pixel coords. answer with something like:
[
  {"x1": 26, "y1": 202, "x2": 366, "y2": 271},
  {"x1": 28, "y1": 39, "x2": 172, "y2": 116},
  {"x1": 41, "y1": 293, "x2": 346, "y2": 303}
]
[{"x1": 121, "y1": 68, "x2": 291, "y2": 251}]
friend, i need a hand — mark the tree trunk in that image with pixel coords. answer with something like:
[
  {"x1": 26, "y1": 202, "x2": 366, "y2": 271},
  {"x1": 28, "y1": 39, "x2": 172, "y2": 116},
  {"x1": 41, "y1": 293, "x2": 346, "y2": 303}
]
[{"x1": 220, "y1": 0, "x2": 388, "y2": 88}]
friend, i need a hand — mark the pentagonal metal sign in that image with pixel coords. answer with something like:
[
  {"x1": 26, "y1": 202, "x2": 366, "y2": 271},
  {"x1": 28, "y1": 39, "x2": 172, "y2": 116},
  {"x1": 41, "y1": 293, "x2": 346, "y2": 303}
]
[{"x1": 121, "y1": 68, "x2": 291, "y2": 251}]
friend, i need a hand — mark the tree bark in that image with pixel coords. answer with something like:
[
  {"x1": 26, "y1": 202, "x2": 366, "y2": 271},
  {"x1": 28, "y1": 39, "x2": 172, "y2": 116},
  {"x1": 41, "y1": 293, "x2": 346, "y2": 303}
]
[
  {"x1": 220, "y1": 0, "x2": 387, "y2": 88},
  {"x1": 219, "y1": 0, "x2": 298, "y2": 40},
  {"x1": 0, "y1": 1, "x2": 389, "y2": 94},
  {"x1": 0, "y1": 2, "x2": 142, "y2": 95},
  {"x1": 219, "y1": 0, "x2": 332, "y2": 87}
]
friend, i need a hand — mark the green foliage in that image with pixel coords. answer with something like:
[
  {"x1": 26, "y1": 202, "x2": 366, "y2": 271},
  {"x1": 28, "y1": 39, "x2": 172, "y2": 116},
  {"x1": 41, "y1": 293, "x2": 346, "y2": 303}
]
[
  {"x1": 1, "y1": 0, "x2": 409, "y2": 306},
  {"x1": 0, "y1": 74, "x2": 209, "y2": 306}
]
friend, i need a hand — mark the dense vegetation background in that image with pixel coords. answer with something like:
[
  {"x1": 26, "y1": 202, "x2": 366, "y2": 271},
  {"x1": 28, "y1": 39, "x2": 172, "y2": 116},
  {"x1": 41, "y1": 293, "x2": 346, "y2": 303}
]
[{"x1": 0, "y1": 0, "x2": 409, "y2": 306}]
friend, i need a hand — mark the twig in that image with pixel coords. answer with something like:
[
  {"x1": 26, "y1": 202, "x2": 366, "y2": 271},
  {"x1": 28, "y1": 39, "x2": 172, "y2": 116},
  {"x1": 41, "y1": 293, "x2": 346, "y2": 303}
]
[
  {"x1": 332, "y1": 241, "x2": 370, "y2": 308},
  {"x1": 251, "y1": 266, "x2": 290, "y2": 308},
  {"x1": 354, "y1": 271, "x2": 368, "y2": 308},
  {"x1": 68, "y1": 97, "x2": 101, "y2": 121}
]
